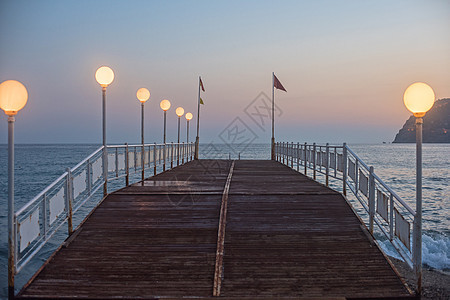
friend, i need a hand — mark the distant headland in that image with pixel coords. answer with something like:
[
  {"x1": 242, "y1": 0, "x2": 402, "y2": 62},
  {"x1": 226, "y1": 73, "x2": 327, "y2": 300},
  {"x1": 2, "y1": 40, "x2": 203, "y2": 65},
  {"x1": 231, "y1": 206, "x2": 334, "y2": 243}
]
[{"x1": 393, "y1": 98, "x2": 450, "y2": 143}]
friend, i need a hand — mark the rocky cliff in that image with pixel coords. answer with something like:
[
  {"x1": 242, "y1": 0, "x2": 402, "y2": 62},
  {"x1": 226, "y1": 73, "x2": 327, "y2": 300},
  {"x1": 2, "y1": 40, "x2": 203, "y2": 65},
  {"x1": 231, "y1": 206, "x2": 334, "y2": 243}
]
[{"x1": 393, "y1": 98, "x2": 450, "y2": 143}]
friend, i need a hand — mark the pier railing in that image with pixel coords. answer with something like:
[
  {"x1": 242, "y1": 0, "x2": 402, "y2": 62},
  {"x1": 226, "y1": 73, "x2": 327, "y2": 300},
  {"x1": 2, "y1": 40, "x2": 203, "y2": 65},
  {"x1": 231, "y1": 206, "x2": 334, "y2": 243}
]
[
  {"x1": 275, "y1": 142, "x2": 416, "y2": 270},
  {"x1": 13, "y1": 142, "x2": 194, "y2": 274}
]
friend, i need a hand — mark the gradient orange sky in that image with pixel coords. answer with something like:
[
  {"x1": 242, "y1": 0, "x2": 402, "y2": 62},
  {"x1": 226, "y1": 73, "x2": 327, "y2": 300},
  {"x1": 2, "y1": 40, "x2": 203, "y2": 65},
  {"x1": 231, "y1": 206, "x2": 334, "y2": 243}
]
[{"x1": 1, "y1": 0, "x2": 449, "y2": 144}]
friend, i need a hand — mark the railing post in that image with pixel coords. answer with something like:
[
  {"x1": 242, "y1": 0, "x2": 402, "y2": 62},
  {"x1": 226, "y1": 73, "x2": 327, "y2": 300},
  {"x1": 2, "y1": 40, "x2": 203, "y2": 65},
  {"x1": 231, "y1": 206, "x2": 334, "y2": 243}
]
[
  {"x1": 326, "y1": 143, "x2": 330, "y2": 186},
  {"x1": 313, "y1": 143, "x2": 316, "y2": 180},
  {"x1": 287, "y1": 142, "x2": 290, "y2": 165},
  {"x1": 287, "y1": 142, "x2": 290, "y2": 167},
  {"x1": 42, "y1": 194, "x2": 48, "y2": 239},
  {"x1": 171, "y1": 142, "x2": 174, "y2": 168},
  {"x1": 125, "y1": 143, "x2": 129, "y2": 186},
  {"x1": 163, "y1": 143, "x2": 166, "y2": 171},
  {"x1": 285, "y1": 142, "x2": 287, "y2": 165},
  {"x1": 297, "y1": 142, "x2": 300, "y2": 171},
  {"x1": 369, "y1": 166, "x2": 375, "y2": 234},
  {"x1": 87, "y1": 159, "x2": 92, "y2": 195},
  {"x1": 355, "y1": 160, "x2": 359, "y2": 195},
  {"x1": 334, "y1": 147, "x2": 337, "y2": 178},
  {"x1": 275, "y1": 142, "x2": 278, "y2": 161},
  {"x1": 134, "y1": 147, "x2": 137, "y2": 172},
  {"x1": 65, "y1": 168, "x2": 73, "y2": 235},
  {"x1": 288, "y1": 142, "x2": 290, "y2": 166},
  {"x1": 279, "y1": 143, "x2": 282, "y2": 164},
  {"x1": 153, "y1": 143, "x2": 157, "y2": 175},
  {"x1": 287, "y1": 142, "x2": 290, "y2": 166},
  {"x1": 115, "y1": 147, "x2": 119, "y2": 179},
  {"x1": 147, "y1": 145, "x2": 150, "y2": 168},
  {"x1": 304, "y1": 143, "x2": 307, "y2": 175},
  {"x1": 182, "y1": 142, "x2": 185, "y2": 164},
  {"x1": 277, "y1": 142, "x2": 281, "y2": 162},
  {"x1": 277, "y1": 142, "x2": 280, "y2": 161},
  {"x1": 389, "y1": 193, "x2": 394, "y2": 240},
  {"x1": 291, "y1": 142, "x2": 294, "y2": 169},
  {"x1": 285, "y1": 142, "x2": 287, "y2": 164},
  {"x1": 342, "y1": 143, "x2": 347, "y2": 196}
]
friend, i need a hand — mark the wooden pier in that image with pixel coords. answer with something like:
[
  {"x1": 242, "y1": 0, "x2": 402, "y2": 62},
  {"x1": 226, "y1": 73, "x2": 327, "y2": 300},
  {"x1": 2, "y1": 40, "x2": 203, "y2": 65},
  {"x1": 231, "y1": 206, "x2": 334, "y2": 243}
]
[{"x1": 18, "y1": 160, "x2": 415, "y2": 299}]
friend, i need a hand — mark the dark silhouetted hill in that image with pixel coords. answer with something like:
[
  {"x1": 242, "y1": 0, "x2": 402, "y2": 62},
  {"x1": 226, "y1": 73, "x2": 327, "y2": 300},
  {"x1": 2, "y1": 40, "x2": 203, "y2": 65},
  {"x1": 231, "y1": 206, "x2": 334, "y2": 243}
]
[{"x1": 393, "y1": 98, "x2": 449, "y2": 143}]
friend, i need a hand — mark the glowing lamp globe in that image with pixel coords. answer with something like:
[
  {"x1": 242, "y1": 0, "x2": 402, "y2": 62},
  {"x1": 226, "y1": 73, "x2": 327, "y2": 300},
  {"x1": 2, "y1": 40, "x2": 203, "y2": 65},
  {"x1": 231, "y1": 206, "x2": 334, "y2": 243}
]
[
  {"x1": 95, "y1": 66, "x2": 114, "y2": 87},
  {"x1": 185, "y1": 112, "x2": 193, "y2": 121},
  {"x1": 403, "y1": 82, "x2": 435, "y2": 117},
  {"x1": 0, "y1": 80, "x2": 28, "y2": 116},
  {"x1": 136, "y1": 88, "x2": 150, "y2": 103},
  {"x1": 176, "y1": 107, "x2": 184, "y2": 117},
  {"x1": 160, "y1": 99, "x2": 171, "y2": 111}
]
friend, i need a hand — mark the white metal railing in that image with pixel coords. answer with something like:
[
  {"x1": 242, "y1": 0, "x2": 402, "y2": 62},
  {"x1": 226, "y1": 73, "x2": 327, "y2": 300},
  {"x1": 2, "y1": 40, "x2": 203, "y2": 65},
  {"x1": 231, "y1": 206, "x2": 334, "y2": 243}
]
[
  {"x1": 13, "y1": 142, "x2": 194, "y2": 274},
  {"x1": 275, "y1": 142, "x2": 416, "y2": 270}
]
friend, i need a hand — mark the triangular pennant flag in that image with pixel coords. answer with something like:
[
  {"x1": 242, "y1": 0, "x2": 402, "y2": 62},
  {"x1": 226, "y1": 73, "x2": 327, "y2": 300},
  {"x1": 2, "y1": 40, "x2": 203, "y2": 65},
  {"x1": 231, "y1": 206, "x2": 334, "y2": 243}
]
[
  {"x1": 273, "y1": 74, "x2": 287, "y2": 92},
  {"x1": 200, "y1": 77, "x2": 205, "y2": 92},
  {"x1": 200, "y1": 97, "x2": 204, "y2": 105}
]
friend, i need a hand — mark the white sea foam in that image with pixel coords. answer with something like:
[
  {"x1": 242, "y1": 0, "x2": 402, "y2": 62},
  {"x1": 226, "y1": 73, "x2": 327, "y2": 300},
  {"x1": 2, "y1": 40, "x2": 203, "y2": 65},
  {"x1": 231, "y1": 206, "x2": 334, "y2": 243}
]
[
  {"x1": 422, "y1": 233, "x2": 450, "y2": 271},
  {"x1": 379, "y1": 232, "x2": 449, "y2": 272}
]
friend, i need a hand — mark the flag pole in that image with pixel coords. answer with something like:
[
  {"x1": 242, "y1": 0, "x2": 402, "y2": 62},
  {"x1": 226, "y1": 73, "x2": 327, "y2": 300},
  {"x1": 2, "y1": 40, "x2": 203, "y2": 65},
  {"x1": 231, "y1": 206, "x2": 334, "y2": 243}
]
[
  {"x1": 271, "y1": 72, "x2": 275, "y2": 160},
  {"x1": 195, "y1": 76, "x2": 201, "y2": 160}
]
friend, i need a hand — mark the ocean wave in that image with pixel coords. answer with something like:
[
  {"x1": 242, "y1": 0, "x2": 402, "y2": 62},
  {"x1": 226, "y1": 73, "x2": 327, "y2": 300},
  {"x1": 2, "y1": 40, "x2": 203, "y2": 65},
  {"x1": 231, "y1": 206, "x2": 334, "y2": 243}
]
[
  {"x1": 379, "y1": 232, "x2": 449, "y2": 272},
  {"x1": 422, "y1": 233, "x2": 450, "y2": 271}
]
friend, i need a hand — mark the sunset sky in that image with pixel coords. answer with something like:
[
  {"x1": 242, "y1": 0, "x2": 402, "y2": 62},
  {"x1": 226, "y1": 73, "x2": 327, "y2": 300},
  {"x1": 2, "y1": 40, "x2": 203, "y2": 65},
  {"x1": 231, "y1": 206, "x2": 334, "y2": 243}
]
[{"x1": 1, "y1": 0, "x2": 449, "y2": 144}]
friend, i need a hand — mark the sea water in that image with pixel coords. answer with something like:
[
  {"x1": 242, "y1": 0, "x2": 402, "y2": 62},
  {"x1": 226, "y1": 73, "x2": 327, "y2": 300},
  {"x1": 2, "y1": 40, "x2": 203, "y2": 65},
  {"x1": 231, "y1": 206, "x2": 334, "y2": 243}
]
[{"x1": 0, "y1": 143, "x2": 448, "y2": 298}]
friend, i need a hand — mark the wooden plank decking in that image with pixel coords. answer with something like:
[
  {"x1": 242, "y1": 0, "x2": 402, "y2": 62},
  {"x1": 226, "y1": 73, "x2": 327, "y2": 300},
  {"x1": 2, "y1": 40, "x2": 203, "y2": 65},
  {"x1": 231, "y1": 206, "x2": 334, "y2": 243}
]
[{"x1": 18, "y1": 160, "x2": 415, "y2": 299}]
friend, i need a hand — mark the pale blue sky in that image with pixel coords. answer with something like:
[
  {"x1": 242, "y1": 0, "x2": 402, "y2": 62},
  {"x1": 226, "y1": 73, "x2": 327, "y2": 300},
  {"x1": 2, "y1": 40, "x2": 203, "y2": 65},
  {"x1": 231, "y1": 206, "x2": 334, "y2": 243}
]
[{"x1": 0, "y1": 0, "x2": 449, "y2": 144}]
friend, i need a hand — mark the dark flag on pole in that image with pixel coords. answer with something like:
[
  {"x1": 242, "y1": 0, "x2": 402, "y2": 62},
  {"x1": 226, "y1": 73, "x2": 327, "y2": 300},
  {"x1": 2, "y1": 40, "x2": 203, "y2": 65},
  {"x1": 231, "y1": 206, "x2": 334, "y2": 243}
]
[
  {"x1": 273, "y1": 74, "x2": 287, "y2": 92},
  {"x1": 200, "y1": 77, "x2": 205, "y2": 92}
]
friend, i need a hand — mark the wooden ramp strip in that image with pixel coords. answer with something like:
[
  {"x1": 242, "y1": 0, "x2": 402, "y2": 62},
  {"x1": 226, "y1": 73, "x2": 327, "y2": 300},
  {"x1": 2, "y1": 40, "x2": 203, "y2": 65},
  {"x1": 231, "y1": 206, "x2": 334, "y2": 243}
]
[{"x1": 213, "y1": 161, "x2": 235, "y2": 296}]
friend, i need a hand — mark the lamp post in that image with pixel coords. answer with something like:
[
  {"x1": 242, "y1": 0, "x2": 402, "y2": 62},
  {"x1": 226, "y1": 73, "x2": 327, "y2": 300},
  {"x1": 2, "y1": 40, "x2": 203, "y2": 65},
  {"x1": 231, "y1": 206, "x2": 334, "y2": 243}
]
[
  {"x1": 137, "y1": 88, "x2": 150, "y2": 182},
  {"x1": 403, "y1": 82, "x2": 435, "y2": 295},
  {"x1": 176, "y1": 107, "x2": 184, "y2": 166},
  {"x1": 95, "y1": 66, "x2": 114, "y2": 196},
  {"x1": 160, "y1": 99, "x2": 171, "y2": 170},
  {"x1": 185, "y1": 112, "x2": 193, "y2": 143},
  {"x1": 0, "y1": 80, "x2": 28, "y2": 300}
]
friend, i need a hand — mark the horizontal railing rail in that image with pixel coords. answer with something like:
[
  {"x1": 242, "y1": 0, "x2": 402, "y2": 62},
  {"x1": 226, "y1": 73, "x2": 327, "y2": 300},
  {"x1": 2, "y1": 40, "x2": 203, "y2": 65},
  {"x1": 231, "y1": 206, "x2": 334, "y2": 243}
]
[
  {"x1": 275, "y1": 142, "x2": 416, "y2": 269},
  {"x1": 14, "y1": 142, "x2": 194, "y2": 274}
]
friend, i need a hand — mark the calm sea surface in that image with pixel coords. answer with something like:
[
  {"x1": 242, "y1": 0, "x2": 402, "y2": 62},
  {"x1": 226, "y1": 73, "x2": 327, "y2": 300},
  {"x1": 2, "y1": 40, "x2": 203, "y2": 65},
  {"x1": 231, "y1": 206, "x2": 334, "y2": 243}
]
[{"x1": 0, "y1": 143, "x2": 448, "y2": 298}]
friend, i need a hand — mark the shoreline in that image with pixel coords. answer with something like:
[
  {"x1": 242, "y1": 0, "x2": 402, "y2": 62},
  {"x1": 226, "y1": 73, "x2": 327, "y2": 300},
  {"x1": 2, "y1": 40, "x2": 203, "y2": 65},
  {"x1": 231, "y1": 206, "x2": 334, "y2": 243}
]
[{"x1": 388, "y1": 256, "x2": 450, "y2": 299}]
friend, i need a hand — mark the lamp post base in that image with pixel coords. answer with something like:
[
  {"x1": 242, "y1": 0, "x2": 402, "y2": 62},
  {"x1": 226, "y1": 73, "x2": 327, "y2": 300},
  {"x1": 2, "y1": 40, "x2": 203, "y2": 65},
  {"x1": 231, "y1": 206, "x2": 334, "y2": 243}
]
[
  {"x1": 271, "y1": 137, "x2": 275, "y2": 160},
  {"x1": 194, "y1": 137, "x2": 199, "y2": 160}
]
